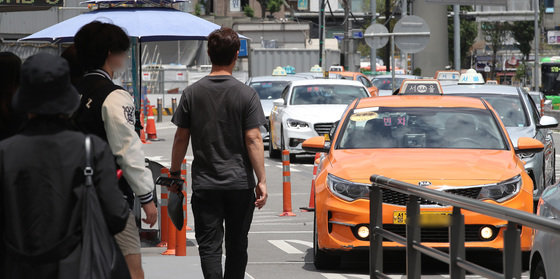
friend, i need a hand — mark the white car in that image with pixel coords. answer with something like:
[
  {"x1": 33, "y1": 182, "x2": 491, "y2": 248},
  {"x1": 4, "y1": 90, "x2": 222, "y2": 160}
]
[{"x1": 268, "y1": 79, "x2": 370, "y2": 158}]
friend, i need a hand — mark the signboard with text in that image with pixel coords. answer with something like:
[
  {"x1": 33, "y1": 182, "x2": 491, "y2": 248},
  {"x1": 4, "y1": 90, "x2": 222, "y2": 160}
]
[
  {"x1": 0, "y1": 0, "x2": 63, "y2": 7},
  {"x1": 230, "y1": 0, "x2": 240, "y2": 12},
  {"x1": 426, "y1": 0, "x2": 505, "y2": 4},
  {"x1": 548, "y1": 31, "x2": 560, "y2": 45}
]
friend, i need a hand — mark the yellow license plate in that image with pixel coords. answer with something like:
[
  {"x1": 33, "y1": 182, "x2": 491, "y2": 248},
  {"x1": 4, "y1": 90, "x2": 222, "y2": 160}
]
[{"x1": 393, "y1": 211, "x2": 451, "y2": 227}]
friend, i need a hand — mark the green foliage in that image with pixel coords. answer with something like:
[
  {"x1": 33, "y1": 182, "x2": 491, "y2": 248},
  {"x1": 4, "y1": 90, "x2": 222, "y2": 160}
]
[
  {"x1": 511, "y1": 21, "x2": 534, "y2": 61},
  {"x1": 447, "y1": 6, "x2": 478, "y2": 69},
  {"x1": 482, "y1": 22, "x2": 511, "y2": 78},
  {"x1": 267, "y1": 0, "x2": 283, "y2": 14},
  {"x1": 194, "y1": 2, "x2": 202, "y2": 16},
  {"x1": 243, "y1": 5, "x2": 254, "y2": 17}
]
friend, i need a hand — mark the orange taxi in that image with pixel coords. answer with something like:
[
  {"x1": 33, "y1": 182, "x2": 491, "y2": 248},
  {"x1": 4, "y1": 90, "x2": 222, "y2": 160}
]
[
  {"x1": 303, "y1": 94, "x2": 541, "y2": 269},
  {"x1": 329, "y1": 71, "x2": 379, "y2": 96}
]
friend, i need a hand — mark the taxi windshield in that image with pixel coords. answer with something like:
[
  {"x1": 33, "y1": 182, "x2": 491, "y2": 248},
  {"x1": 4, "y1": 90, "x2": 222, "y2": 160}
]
[
  {"x1": 338, "y1": 107, "x2": 507, "y2": 150},
  {"x1": 457, "y1": 94, "x2": 528, "y2": 127},
  {"x1": 290, "y1": 85, "x2": 369, "y2": 105},
  {"x1": 372, "y1": 77, "x2": 405, "y2": 90},
  {"x1": 250, "y1": 81, "x2": 289, "y2": 100}
]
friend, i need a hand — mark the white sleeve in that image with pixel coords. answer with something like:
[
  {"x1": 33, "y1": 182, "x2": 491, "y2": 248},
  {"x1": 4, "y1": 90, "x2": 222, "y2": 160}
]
[{"x1": 102, "y1": 89, "x2": 154, "y2": 203}]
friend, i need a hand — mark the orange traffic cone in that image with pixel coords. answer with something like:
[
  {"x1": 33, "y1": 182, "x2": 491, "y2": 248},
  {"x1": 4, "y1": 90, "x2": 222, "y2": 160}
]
[
  {"x1": 140, "y1": 109, "x2": 148, "y2": 144},
  {"x1": 146, "y1": 105, "x2": 159, "y2": 141}
]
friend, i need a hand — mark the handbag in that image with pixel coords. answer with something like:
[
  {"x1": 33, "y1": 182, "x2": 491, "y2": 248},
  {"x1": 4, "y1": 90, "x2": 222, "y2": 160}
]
[{"x1": 79, "y1": 136, "x2": 131, "y2": 279}]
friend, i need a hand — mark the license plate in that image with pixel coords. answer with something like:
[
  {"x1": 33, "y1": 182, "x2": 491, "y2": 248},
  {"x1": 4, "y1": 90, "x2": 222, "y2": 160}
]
[{"x1": 393, "y1": 211, "x2": 451, "y2": 227}]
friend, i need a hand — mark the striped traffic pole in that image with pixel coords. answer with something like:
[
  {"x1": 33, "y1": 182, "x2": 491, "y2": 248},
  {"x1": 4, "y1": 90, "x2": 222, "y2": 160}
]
[
  {"x1": 280, "y1": 150, "x2": 296, "y2": 217},
  {"x1": 301, "y1": 153, "x2": 321, "y2": 212},
  {"x1": 156, "y1": 168, "x2": 169, "y2": 247}
]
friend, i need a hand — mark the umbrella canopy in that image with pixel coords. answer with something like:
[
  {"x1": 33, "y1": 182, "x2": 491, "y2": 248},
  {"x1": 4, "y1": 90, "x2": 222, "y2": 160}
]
[{"x1": 20, "y1": 7, "x2": 223, "y2": 43}]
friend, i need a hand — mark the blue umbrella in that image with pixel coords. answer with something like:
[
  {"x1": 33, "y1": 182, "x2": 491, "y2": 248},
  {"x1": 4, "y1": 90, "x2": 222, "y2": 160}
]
[
  {"x1": 21, "y1": 7, "x2": 223, "y2": 42},
  {"x1": 20, "y1": 6, "x2": 247, "y2": 109}
]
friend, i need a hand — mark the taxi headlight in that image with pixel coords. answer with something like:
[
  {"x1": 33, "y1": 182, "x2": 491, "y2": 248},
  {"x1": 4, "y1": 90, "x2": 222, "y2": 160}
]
[
  {"x1": 327, "y1": 174, "x2": 370, "y2": 201},
  {"x1": 477, "y1": 175, "x2": 522, "y2": 202},
  {"x1": 286, "y1": 119, "x2": 309, "y2": 129}
]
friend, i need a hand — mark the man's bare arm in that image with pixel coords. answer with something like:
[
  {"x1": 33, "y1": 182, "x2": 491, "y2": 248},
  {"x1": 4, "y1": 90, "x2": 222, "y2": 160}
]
[
  {"x1": 245, "y1": 127, "x2": 267, "y2": 209},
  {"x1": 169, "y1": 127, "x2": 190, "y2": 189}
]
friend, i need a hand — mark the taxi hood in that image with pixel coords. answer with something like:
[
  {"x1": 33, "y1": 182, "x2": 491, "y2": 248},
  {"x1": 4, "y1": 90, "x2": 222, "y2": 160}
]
[
  {"x1": 329, "y1": 148, "x2": 520, "y2": 185},
  {"x1": 285, "y1": 104, "x2": 348, "y2": 123}
]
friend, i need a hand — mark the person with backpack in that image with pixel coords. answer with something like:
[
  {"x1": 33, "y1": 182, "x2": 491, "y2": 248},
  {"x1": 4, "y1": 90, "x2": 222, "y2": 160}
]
[
  {"x1": 72, "y1": 21, "x2": 157, "y2": 279},
  {"x1": 0, "y1": 53, "x2": 130, "y2": 278}
]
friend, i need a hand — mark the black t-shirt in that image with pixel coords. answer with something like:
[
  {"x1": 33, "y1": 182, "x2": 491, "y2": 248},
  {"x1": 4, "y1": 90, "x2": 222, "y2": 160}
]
[{"x1": 172, "y1": 75, "x2": 266, "y2": 191}]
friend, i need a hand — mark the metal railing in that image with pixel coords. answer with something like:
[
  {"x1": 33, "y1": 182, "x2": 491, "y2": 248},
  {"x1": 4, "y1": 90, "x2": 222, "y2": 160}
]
[{"x1": 368, "y1": 174, "x2": 560, "y2": 279}]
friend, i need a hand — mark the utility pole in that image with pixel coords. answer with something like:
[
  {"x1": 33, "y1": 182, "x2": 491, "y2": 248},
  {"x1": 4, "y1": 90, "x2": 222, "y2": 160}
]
[
  {"x1": 343, "y1": 0, "x2": 353, "y2": 71},
  {"x1": 401, "y1": 0, "x2": 407, "y2": 73},
  {"x1": 319, "y1": 0, "x2": 326, "y2": 67},
  {"x1": 370, "y1": 0, "x2": 376, "y2": 73},
  {"x1": 383, "y1": 0, "x2": 391, "y2": 70},
  {"x1": 453, "y1": 4, "x2": 460, "y2": 71},
  {"x1": 533, "y1": 0, "x2": 539, "y2": 91}
]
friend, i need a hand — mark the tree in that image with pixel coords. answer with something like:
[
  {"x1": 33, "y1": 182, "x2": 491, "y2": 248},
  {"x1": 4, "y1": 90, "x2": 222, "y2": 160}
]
[
  {"x1": 482, "y1": 22, "x2": 511, "y2": 79},
  {"x1": 256, "y1": 0, "x2": 283, "y2": 18},
  {"x1": 243, "y1": 5, "x2": 254, "y2": 18},
  {"x1": 511, "y1": 21, "x2": 534, "y2": 85},
  {"x1": 447, "y1": 6, "x2": 478, "y2": 69}
]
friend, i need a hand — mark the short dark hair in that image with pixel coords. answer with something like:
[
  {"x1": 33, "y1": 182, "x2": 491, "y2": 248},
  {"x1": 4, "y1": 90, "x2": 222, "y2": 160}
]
[
  {"x1": 74, "y1": 21, "x2": 130, "y2": 70},
  {"x1": 207, "y1": 27, "x2": 240, "y2": 66}
]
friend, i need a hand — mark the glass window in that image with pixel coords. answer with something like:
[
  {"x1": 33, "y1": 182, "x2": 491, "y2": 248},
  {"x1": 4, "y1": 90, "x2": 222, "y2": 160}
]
[
  {"x1": 544, "y1": 0, "x2": 554, "y2": 13},
  {"x1": 526, "y1": 93, "x2": 541, "y2": 122},
  {"x1": 250, "y1": 81, "x2": 289, "y2": 100},
  {"x1": 452, "y1": 94, "x2": 528, "y2": 127},
  {"x1": 338, "y1": 107, "x2": 507, "y2": 150},
  {"x1": 359, "y1": 76, "x2": 373, "y2": 88},
  {"x1": 290, "y1": 85, "x2": 369, "y2": 105}
]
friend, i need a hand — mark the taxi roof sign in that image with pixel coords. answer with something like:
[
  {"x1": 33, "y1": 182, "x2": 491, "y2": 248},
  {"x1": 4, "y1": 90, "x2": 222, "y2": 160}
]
[
  {"x1": 399, "y1": 79, "x2": 443, "y2": 95},
  {"x1": 486, "y1": 80, "x2": 498, "y2": 85},
  {"x1": 434, "y1": 70, "x2": 460, "y2": 81},
  {"x1": 310, "y1": 64, "x2": 323, "y2": 73},
  {"x1": 272, "y1": 66, "x2": 287, "y2": 76},
  {"x1": 284, "y1": 65, "x2": 296, "y2": 74},
  {"x1": 458, "y1": 69, "x2": 485, "y2": 85}
]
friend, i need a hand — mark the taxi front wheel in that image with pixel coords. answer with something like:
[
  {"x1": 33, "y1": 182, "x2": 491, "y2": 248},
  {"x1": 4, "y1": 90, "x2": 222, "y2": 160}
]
[
  {"x1": 531, "y1": 259, "x2": 546, "y2": 279},
  {"x1": 313, "y1": 212, "x2": 341, "y2": 270}
]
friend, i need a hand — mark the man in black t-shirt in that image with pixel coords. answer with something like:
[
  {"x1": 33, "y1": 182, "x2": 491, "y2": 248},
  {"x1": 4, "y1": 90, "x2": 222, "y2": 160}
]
[{"x1": 169, "y1": 27, "x2": 267, "y2": 279}]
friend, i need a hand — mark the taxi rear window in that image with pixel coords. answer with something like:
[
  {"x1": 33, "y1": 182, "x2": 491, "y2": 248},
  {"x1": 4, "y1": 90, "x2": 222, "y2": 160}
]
[{"x1": 338, "y1": 107, "x2": 507, "y2": 150}]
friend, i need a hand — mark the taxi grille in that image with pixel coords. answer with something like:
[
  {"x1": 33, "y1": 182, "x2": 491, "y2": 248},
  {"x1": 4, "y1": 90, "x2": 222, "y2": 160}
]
[
  {"x1": 381, "y1": 187, "x2": 482, "y2": 206},
  {"x1": 314, "y1": 123, "x2": 333, "y2": 136},
  {"x1": 382, "y1": 225, "x2": 497, "y2": 242}
]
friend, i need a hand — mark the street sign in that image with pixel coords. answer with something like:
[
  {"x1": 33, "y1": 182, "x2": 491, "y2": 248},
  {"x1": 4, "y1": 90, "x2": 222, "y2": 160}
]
[
  {"x1": 426, "y1": 0, "x2": 505, "y2": 4},
  {"x1": 353, "y1": 30, "x2": 363, "y2": 39},
  {"x1": 0, "y1": 0, "x2": 63, "y2": 7},
  {"x1": 393, "y1": 16, "x2": 430, "y2": 54},
  {"x1": 297, "y1": 0, "x2": 308, "y2": 10},
  {"x1": 364, "y1": 24, "x2": 389, "y2": 50},
  {"x1": 239, "y1": 39, "x2": 248, "y2": 57}
]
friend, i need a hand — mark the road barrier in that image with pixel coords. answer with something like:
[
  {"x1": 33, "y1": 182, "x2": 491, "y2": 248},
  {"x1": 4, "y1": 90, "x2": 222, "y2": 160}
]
[
  {"x1": 156, "y1": 98, "x2": 163, "y2": 123},
  {"x1": 146, "y1": 105, "x2": 159, "y2": 141},
  {"x1": 368, "y1": 174, "x2": 560, "y2": 279},
  {"x1": 280, "y1": 150, "x2": 296, "y2": 217},
  {"x1": 172, "y1": 97, "x2": 177, "y2": 115},
  {"x1": 301, "y1": 152, "x2": 321, "y2": 212}
]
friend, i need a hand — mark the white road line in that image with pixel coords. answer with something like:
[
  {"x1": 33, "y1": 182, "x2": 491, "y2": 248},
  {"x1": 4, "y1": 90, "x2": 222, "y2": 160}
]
[{"x1": 267, "y1": 239, "x2": 313, "y2": 254}]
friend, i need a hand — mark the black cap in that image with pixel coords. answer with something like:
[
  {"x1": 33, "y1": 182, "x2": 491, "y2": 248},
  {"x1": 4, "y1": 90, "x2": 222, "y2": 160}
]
[{"x1": 12, "y1": 53, "x2": 80, "y2": 115}]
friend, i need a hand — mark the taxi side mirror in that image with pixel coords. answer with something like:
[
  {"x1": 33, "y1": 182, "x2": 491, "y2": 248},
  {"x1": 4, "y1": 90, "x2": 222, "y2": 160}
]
[
  {"x1": 302, "y1": 136, "x2": 330, "y2": 153},
  {"x1": 273, "y1": 98, "x2": 285, "y2": 107},
  {"x1": 515, "y1": 137, "x2": 544, "y2": 154},
  {"x1": 537, "y1": 116, "x2": 558, "y2": 129}
]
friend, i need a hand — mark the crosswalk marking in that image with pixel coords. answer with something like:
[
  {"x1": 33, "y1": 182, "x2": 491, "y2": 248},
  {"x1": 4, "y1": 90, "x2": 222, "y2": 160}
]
[{"x1": 268, "y1": 239, "x2": 313, "y2": 254}]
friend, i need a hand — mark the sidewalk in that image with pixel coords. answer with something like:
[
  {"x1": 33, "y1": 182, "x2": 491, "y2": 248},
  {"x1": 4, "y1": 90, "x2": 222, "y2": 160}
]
[{"x1": 142, "y1": 247, "x2": 205, "y2": 279}]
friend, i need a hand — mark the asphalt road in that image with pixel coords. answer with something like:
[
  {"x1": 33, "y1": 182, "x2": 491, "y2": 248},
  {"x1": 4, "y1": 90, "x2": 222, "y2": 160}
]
[{"x1": 142, "y1": 117, "x2": 554, "y2": 278}]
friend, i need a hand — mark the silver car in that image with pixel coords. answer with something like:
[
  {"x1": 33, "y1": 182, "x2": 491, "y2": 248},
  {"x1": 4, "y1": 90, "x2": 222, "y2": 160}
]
[
  {"x1": 443, "y1": 84, "x2": 558, "y2": 203},
  {"x1": 246, "y1": 75, "x2": 312, "y2": 142},
  {"x1": 530, "y1": 183, "x2": 560, "y2": 279},
  {"x1": 371, "y1": 74, "x2": 421, "y2": 96}
]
